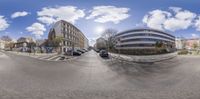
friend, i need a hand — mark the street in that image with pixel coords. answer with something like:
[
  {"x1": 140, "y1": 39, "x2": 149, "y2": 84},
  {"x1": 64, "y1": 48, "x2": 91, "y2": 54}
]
[{"x1": 0, "y1": 51, "x2": 200, "y2": 99}]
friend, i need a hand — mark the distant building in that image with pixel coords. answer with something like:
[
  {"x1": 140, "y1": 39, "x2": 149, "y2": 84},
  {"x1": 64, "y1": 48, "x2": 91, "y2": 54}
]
[
  {"x1": 14, "y1": 37, "x2": 35, "y2": 52},
  {"x1": 175, "y1": 37, "x2": 200, "y2": 50},
  {"x1": 84, "y1": 38, "x2": 89, "y2": 50},
  {"x1": 0, "y1": 39, "x2": 15, "y2": 50},
  {"x1": 175, "y1": 37, "x2": 185, "y2": 50},
  {"x1": 185, "y1": 38, "x2": 200, "y2": 50},
  {"x1": 0, "y1": 40, "x2": 5, "y2": 49},
  {"x1": 95, "y1": 37, "x2": 107, "y2": 50},
  {"x1": 48, "y1": 20, "x2": 89, "y2": 53}
]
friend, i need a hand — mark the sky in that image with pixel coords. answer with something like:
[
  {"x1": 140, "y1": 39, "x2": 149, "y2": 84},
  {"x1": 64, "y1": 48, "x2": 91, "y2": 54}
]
[{"x1": 0, "y1": 0, "x2": 200, "y2": 45}]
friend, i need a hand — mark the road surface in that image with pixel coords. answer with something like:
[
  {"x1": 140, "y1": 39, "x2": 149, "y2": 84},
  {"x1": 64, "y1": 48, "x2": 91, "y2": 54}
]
[{"x1": 0, "y1": 51, "x2": 200, "y2": 99}]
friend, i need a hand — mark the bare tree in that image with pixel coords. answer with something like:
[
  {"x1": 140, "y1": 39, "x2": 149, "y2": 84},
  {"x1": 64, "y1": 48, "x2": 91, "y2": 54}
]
[
  {"x1": 101, "y1": 29, "x2": 118, "y2": 51},
  {"x1": 4, "y1": 42, "x2": 15, "y2": 51},
  {"x1": 101, "y1": 29, "x2": 118, "y2": 40},
  {"x1": 192, "y1": 42, "x2": 198, "y2": 49}
]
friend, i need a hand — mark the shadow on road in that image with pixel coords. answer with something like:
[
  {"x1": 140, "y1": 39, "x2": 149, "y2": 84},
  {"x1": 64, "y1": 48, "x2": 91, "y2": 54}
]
[
  {"x1": 100, "y1": 56, "x2": 110, "y2": 60},
  {"x1": 105, "y1": 57, "x2": 180, "y2": 78}
]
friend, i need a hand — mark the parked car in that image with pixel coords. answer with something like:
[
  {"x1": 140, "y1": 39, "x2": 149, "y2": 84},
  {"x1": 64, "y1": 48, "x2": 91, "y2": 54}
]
[
  {"x1": 82, "y1": 49, "x2": 88, "y2": 52},
  {"x1": 95, "y1": 49, "x2": 100, "y2": 53},
  {"x1": 65, "y1": 50, "x2": 82, "y2": 56},
  {"x1": 99, "y1": 50, "x2": 109, "y2": 57},
  {"x1": 73, "y1": 51, "x2": 82, "y2": 56},
  {"x1": 77, "y1": 49, "x2": 85, "y2": 53}
]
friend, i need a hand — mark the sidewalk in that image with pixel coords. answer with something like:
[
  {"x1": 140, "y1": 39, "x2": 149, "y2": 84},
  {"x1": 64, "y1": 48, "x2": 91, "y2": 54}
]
[
  {"x1": 109, "y1": 52, "x2": 177, "y2": 63},
  {"x1": 6, "y1": 51, "x2": 74, "y2": 61},
  {"x1": 7, "y1": 51, "x2": 57, "y2": 57}
]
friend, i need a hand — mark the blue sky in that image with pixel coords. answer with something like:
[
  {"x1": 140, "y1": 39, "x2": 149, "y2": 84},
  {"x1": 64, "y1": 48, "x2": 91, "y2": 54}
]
[{"x1": 0, "y1": 0, "x2": 200, "y2": 45}]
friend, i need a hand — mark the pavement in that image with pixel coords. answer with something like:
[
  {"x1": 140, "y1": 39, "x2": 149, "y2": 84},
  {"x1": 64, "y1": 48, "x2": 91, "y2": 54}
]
[
  {"x1": 109, "y1": 52, "x2": 177, "y2": 63},
  {"x1": 6, "y1": 51, "x2": 74, "y2": 61},
  {"x1": 0, "y1": 51, "x2": 200, "y2": 99}
]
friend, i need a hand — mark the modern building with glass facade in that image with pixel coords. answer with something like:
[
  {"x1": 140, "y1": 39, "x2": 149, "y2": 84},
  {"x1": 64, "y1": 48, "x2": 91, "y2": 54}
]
[
  {"x1": 48, "y1": 20, "x2": 89, "y2": 52},
  {"x1": 114, "y1": 28, "x2": 176, "y2": 55}
]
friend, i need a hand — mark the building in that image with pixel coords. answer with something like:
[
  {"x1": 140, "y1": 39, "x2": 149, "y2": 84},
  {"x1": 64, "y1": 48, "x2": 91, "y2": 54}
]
[
  {"x1": 175, "y1": 37, "x2": 200, "y2": 50},
  {"x1": 0, "y1": 40, "x2": 5, "y2": 49},
  {"x1": 48, "y1": 20, "x2": 89, "y2": 53},
  {"x1": 175, "y1": 37, "x2": 185, "y2": 50},
  {"x1": 185, "y1": 38, "x2": 200, "y2": 50},
  {"x1": 114, "y1": 28, "x2": 176, "y2": 55},
  {"x1": 0, "y1": 39, "x2": 16, "y2": 50},
  {"x1": 84, "y1": 37, "x2": 89, "y2": 50},
  {"x1": 95, "y1": 37, "x2": 107, "y2": 51},
  {"x1": 14, "y1": 37, "x2": 35, "y2": 52}
]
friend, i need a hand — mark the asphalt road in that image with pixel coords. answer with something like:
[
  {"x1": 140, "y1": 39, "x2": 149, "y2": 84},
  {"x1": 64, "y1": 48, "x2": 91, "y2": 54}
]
[{"x1": 0, "y1": 51, "x2": 200, "y2": 99}]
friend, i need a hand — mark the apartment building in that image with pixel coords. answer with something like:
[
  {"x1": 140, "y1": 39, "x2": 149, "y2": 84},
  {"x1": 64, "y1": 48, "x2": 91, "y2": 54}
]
[{"x1": 48, "y1": 20, "x2": 89, "y2": 52}]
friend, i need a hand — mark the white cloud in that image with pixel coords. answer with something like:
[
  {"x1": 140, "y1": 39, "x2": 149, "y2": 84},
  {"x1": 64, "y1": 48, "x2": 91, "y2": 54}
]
[
  {"x1": 175, "y1": 10, "x2": 196, "y2": 20},
  {"x1": 0, "y1": 16, "x2": 9, "y2": 31},
  {"x1": 164, "y1": 10, "x2": 196, "y2": 31},
  {"x1": 143, "y1": 7, "x2": 197, "y2": 31},
  {"x1": 169, "y1": 7, "x2": 182, "y2": 13},
  {"x1": 194, "y1": 16, "x2": 200, "y2": 31},
  {"x1": 142, "y1": 10, "x2": 171, "y2": 30},
  {"x1": 164, "y1": 18, "x2": 193, "y2": 31},
  {"x1": 86, "y1": 6, "x2": 130, "y2": 24},
  {"x1": 26, "y1": 22, "x2": 46, "y2": 38},
  {"x1": 191, "y1": 33, "x2": 199, "y2": 38},
  {"x1": 88, "y1": 37, "x2": 96, "y2": 46},
  {"x1": 37, "y1": 16, "x2": 57, "y2": 25},
  {"x1": 11, "y1": 11, "x2": 29, "y2": 19},
  {"x1": 37, "y1": 6, "x2": 85, "y2": 25}
]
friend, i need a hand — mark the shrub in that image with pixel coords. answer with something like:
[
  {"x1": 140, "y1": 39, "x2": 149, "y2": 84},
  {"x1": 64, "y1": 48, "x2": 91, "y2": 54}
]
[{"x1": 178, "y1": 50, "x2": 188, "y2": 55}]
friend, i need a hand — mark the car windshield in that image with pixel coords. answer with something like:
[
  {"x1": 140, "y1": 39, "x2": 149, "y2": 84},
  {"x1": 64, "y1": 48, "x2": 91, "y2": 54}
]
[{"x1": 0, "y1": 0, "x2": 199, "y2": 99}]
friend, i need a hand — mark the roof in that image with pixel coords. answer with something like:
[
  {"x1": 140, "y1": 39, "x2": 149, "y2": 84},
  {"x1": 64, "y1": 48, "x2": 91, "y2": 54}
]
[
  {"x1": 53, "y1": 20, "x2": 87, "y2": 38},
  {"x1": 116, "y1": 28, "x2": 175, "y2": 38}
]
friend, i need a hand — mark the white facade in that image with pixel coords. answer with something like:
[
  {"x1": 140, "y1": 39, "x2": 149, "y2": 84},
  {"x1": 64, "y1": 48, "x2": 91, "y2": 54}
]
[
  {"x1": 84, "y1": 37, "x2": 89, "y2": 49},
  {"x1": 115, "y1": 28, "x2": 175, "y2": 50},
  {"x1": 0, "y1": 40, "x2": 5, "y2": 49},
  {"x1": 175, "y1": 38, "x2": 184, "y2": 50}
]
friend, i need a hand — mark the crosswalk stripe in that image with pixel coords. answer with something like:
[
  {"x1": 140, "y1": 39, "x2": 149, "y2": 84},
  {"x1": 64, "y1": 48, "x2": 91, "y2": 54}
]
[
  {"x1": 52, "y1": 56, "x2": 62, "y2": 61},
  {"x1": 27, "y1": 54, "x2": 73, "y2": 61},
  {"x1": 38, "y1": 55, "x2": 54, "y2": 60},
  {"x1": 34, "y1": 55, "x2": 62, "y2": 61},
  {"x1": 55, "y1": 56, "x2": 62, "y2": 61},
  {"x1": 34, "y1": 55, "x2": 47, "y2": 59},
  {"x1": 47, "y1": 55, "x2": 60, "y2": 60}
]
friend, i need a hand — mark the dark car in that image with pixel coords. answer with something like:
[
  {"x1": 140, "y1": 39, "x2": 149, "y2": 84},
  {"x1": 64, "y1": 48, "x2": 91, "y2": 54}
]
[
  {"x1": 95, "y1": 49, "x2": 100, "y2": 53},
  {"x1": 82, "y1": 49, "x2": 88, "y2": 52},
  {"x1": 65, "y1": 50, "x2": 82, "y2": 56},
  {"x1": 77, "y1": 49, "x2": 85, "y2": 53},
  {"x1": 99, "y1": 50, "x2": 109, "y2": 57},
  {"x1": 73, "y1": 51, "x2": 82, "y2": 56}
]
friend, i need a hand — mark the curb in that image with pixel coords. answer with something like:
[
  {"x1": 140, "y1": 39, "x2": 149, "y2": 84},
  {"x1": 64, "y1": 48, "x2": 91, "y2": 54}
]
[
  {"x1": 110, "y1": 52, "x2": 177, "y2": 63},
  {"x1": 5, "y1": 51, "x2": 75, "y2": 62}
]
